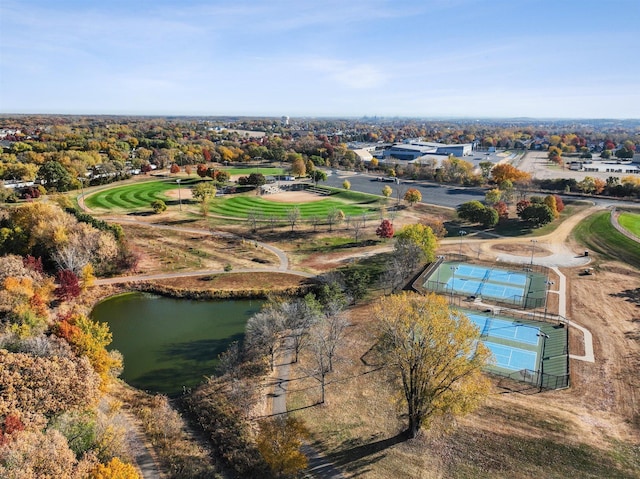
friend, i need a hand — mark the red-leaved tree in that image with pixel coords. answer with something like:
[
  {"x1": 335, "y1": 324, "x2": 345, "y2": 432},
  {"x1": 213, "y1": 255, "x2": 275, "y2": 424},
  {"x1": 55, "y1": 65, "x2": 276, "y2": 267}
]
[
  {"x1": 495, "y1": 201, "x2": 509, "y2": 221},
  {"x1": 55, "y1": 270, "x2": 81, "y2": 301},
  {"x1": 516, "y1": 199, "x2": 531, "y2": 216},
  {"x1": 376, "y1": 219, "x2": 394, "y2": 239},
  {"x1": 197, "y1": 164, "x2": 209, "y2": 178}
]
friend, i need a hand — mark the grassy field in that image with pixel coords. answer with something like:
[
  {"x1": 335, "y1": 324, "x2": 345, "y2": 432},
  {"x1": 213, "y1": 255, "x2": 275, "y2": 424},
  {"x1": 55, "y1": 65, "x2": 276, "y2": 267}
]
[
  {"x1": 618, "y1": 211, "x2": 640, "y2": 237},
  {"x1": 208, "y1": 193, "x2": 380, "y2": 219},
  {"x1": 84, "y1": 179, "x2": 196, "y2": 210},
  {"x1": 573, "y1": 210, "x2": 640, "y2": 268}
]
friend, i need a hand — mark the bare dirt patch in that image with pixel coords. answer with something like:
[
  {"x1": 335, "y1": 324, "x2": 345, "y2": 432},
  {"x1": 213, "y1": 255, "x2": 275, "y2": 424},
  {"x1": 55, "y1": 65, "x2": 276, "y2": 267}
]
[
  {"x1": 262, "y1": 190, "x2": 325, "y2": 203},
  {"x1": 164, "y1": 188, "x2": 193, "y2": 200},
  {"x1": 491, "y1": 243, "x2": 551, "y2": 257}
]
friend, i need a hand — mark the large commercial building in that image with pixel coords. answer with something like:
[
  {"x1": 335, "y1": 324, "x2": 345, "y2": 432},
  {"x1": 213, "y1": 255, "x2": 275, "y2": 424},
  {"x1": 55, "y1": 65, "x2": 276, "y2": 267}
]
[{"x1": 384, "y1": 141, "x2": 473, "y2": 161}]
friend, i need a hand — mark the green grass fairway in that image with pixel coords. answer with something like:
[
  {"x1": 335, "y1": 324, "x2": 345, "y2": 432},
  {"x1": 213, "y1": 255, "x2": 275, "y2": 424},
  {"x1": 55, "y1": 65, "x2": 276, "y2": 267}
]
[
  {"x1": 618, "y1": 212, "x2": 640, "y2": 237},
  {"x1": 209, "y1": 195, "x2": 376, "y2": 219},
  {"x1": 85, "y1": 180, "x2": 181, "y2": 210},
  {"x1": 222, "y1": 167, "x2": 286, "y2": 176}
]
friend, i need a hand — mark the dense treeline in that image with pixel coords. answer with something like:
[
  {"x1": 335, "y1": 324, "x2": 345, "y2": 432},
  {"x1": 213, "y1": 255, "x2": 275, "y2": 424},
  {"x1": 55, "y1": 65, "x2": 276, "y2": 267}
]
[
  {"x1": 1, "y1": 116, "x2": 638, "y2": 200},
  {"x1": 0, "y1": 252, "x2": 141, "y2": 477}
]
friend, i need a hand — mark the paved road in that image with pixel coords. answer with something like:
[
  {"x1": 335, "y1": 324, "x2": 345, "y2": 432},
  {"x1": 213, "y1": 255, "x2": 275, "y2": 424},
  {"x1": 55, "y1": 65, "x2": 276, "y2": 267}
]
[{"x1": 323, "y1": 170, "x2": 485, "y2": 208}]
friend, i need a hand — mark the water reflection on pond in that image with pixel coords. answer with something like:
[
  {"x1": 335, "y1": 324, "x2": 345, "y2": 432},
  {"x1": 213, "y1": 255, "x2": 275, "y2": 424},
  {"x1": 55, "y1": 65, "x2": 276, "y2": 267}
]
[{"x1": 92, "y1": 292, "x2": 263, "y2": 395}]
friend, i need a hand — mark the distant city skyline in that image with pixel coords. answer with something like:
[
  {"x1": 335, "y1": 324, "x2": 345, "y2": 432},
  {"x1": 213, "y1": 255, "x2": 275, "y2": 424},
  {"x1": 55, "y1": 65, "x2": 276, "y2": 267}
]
[{"x1": 1, "y1": 0, "x2": 639, "y2": 119}]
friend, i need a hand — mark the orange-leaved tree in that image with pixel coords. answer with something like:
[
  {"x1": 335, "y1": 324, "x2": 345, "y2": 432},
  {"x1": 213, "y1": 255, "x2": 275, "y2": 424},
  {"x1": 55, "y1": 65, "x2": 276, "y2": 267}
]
[{"x1": 54, "y1": 311, "x2": 122, "y2": 387}]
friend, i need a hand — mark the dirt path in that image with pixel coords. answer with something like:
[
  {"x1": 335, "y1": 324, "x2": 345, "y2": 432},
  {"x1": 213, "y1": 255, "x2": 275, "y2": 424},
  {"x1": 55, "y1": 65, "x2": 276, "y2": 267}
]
[
  {"x1": 269, "y1": 339, "x2": 346, "y2": 479},
  {"x1": 121, "y1": 412, "x2": 165, "y2": 479}
]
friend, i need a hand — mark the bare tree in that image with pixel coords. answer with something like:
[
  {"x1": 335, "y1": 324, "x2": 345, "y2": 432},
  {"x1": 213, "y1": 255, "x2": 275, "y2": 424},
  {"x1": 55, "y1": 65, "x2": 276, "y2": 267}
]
[
  {"x1": 245, "y1": 308, "x2": 284, "y2": 371},
  {"x1": 268, "y1": 215, "x2": 279, "y2": 232},
  {"x1": 309, "y1": 215, "x2": 322, "y2": 232},
  {"x1": 348, "y1": 217, "x2": 365, "y2": 243},
  {"x1": 305, "y1": 328, "x2": 331, "y2": 404},
  {"x1": 247, "y1": 208, "x2": 261, "y2": 233},
  {"x1": 286, "y1": 206, "x2": 301, "y2": 232},
  {"x1": 326, "y1": 207, "x2": 339, "y2": 232},
  {"x1": 280, "y1": 296, "x2": 321, "y2": 363}
]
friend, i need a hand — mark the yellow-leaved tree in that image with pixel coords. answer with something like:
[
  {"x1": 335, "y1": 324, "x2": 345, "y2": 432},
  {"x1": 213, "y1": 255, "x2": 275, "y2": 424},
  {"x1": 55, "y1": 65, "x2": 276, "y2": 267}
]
[
  {"x1": 373, "y1": 292, "x2": 492, "y2": 438},
  {"x1": 89, "y1": 457, "x2": 141, "y2": 479},
  {"x1": 256, "y1": 416, "x2": 308, "y2": 477}
]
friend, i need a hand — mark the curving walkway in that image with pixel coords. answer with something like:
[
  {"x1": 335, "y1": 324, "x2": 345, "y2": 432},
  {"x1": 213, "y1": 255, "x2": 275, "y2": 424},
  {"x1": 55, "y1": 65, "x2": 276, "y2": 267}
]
[
  {"x1": 610, "y1": 207, "x2": 640, "y2": 243},
  {"x1": 93, "y1": 220, "x2": 314, "y2": 286}
]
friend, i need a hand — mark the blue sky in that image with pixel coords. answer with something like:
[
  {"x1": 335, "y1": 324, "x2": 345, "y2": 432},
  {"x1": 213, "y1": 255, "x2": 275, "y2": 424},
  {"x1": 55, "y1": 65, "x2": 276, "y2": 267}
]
[{"x1": 1, "y1": 0, "x2": 639, "y2": 118}]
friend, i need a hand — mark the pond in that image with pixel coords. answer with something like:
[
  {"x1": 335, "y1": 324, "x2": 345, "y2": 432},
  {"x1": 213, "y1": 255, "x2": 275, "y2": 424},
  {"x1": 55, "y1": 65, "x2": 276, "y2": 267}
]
[{"x1": 91, "y1": 292, "x2": 263, "y2": 396}]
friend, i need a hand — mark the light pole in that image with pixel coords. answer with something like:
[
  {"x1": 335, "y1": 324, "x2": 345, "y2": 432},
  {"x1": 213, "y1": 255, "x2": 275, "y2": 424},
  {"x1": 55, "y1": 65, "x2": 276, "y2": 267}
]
[
  {"x1": 537, "y1": 332, "x2": 549, "y2": 391},
  {"x1": 458, "y1": 230, "x2": 467, "y2": 259},
  {"x1": 176, "y1": 179, "x2": 182, "y2": 211},
  {"x1": 543, "y1": 280, "x2": 555, "y2": 320},
  {"x1": 530, "y1": 239, "x2": 538, "y2": 266},
  {"x1": 450, "y1": 265, "x2": 458, "y2": 304}
]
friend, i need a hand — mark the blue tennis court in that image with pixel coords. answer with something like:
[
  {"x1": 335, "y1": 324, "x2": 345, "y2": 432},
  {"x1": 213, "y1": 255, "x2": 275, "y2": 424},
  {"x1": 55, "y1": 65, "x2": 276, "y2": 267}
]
[
  {"x1": 466, "y1": 313, "x2": 540, "y2": 345},
  {"x1": 484, "y1": 341, "x2": 537, "y2": 371},
  {"x1": 480, "y1": 283, "x2": 525, "y2": 302},
  {"x1": 453, "y1": 264, "x2": 488, "y2": 279},
  {"x1": 487, "y1": 270, "x2": 527, "y2": 286},
  {"x1": 446, "y1": 278, "x2": 525, "y2": 302}
]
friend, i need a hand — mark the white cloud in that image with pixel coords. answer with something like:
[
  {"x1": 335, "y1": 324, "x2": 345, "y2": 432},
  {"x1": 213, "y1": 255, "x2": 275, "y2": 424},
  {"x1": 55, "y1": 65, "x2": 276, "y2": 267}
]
[{"x1": 304, "y1": 58, "x2": 387, "y2": 89}]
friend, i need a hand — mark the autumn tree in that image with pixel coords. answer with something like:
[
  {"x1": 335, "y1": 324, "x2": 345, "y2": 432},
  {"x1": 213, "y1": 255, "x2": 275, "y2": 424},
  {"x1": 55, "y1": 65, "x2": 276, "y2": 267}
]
[
  {"x1": 395, "y1": 224, "x2": 437, "y2": 264},
  {"x1": 421, "y1": 218, "x2": 447, "y2": 239},
  {"x1": 495, "y1": 201, "x2": 509, "y2": 221},
  {"x1": 151, "y1": 199, "x2": 166, "y2": 213},
  {"x1": 373, "y1": 292, "x2": 492, "y2": 438},
  {"x1": 0, "y1": 349, "x2": 100, "y2": 418},
  {"x1": 342, "y1": 179, "x2": 351, "y2": 190},
  {"x1": 376, "y1": 219, "x2": 394, "y2": 239},
  {"x1": 196, "y1": 164, "x2": 209, "y2": 178},
  {"x1": 490, "y1": 164, "x2": 531, "y2": 184},
  {"x1": 89, "y1": 458, "x2": 141, "y2": 479},
  {"x1": 55, "y1": 269, "x2": 81, "y2": 301},
  {"x1": 54, "y1": 312, "x2": 122, "y2": 386},
  {"x1": 403, "y1": 188, "x2": 422, "y2": 206},
  {"x1": 290, "y1": 157, "x2": 306, "y2": 177},
  {"x1": 485, "y1": 188, "x2": 502, "y2": 205},
  {"x1": 192, "y1": 182, "x2": 216, "y2": 216},
  {"x1": 381, "y1": 185, "x2": 392, "y2": 199},
  {"x1": 0, "y1": 429, "x2": 97, "y2": 479},
  {"x1": 169, "y1": 163, "x2": 180, "y2": 174},
  {"x1": 547, "y1": 146, "x2": 562, "y2": 165},
  {"x1": 257, "y1": 416, "x2": 308, "y2": 478}
]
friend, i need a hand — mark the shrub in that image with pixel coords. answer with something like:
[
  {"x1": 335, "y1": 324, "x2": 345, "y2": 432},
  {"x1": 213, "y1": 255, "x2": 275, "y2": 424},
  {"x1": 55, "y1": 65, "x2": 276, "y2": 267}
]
[{"x1": 151, "y1": 199, "x2": 167, "y2": 214}]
